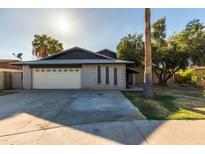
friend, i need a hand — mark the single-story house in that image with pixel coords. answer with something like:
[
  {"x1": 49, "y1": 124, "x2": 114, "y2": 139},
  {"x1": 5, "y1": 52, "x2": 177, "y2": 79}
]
[{"x1": 13, "y1": 47, "x2": 133, "y2": 90}]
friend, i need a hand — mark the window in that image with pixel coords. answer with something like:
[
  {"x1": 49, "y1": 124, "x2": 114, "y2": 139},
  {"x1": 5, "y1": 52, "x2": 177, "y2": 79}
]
[
  {"x1": 41, "y1": 69, "x2": 45, "y2": 72},
  {"x1": 106, "y1": 67, "x2": 109, "y2": 84},
  {"x1": 52, "y1": 69, "x2": 56, "y2": 72},
  {"x1": 114, "y1": 68, "x2": 118, "y2": 85},
  {"x1": 70, "y1": 69, "x2": 73, "y2": 72},
  {"x1": 58, "y1": 69, "x2": 62, "y2": 72},
  {"x1": 63, "y1": 69, "x2": 68, "y2": 72},
  {"x1": 47, "y1": 69, "x2": 51, "y2": 72},
  {"x1": 75, "y1": 69, "x2": 79, "y2": 72},
  {"x1": 35, "y1": 69, "x2": 39, "y2": 72},
  {"x1": 97, "y1": 66, "x2": 101, "y2": 83}
]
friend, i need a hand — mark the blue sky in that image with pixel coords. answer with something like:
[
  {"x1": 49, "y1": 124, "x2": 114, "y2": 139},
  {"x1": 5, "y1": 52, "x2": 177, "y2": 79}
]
[{"x1": 1, "y1": 8, "x2": 205, "y2": 60}]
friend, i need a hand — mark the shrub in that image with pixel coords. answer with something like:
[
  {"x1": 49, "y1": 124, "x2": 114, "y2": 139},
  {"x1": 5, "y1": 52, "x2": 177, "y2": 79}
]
[
  {"x1": 202, "y1": 72, "x2": 205, "y2": 81},
  {"x1": 177, "y1": 68, "x2": 197, "y2": 85},
  {"x1": 201, "y1": 72, "x2": 205, "y2": 90}
]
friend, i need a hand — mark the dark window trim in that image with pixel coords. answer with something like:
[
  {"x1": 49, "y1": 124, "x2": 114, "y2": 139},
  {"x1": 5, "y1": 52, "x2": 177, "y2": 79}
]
[
  {"x1": 97, "y1": 66, "x2": 101, "y2": 83},
  {"x1": 114, "y1": 68, "x2": 118, "y2": 85},
  {"x1": 106, "y1": 67, "x2": 109, "y2": 84}
]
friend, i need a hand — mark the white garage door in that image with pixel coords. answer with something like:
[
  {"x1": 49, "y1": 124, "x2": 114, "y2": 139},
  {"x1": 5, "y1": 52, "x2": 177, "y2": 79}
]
[{"x1": 32, "y1": 68, "x2": 81, "y2": 89}]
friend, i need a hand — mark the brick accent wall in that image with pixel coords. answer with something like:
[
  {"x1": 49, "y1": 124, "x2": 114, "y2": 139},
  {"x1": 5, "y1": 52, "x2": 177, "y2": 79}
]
[
  {"x1": 22, "y1": 65, "x2": 32, "y2": 90},
  {"x1": 81, "y1": 64, "x2": 126, "y2": 89}
]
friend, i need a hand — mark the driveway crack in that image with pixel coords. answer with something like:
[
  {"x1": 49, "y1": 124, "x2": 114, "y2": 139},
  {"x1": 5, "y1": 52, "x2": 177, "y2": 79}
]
[
  {"x1": 131, "y1": 121, "x2": 149, "y2": 145},
  {"x1": 44, "y1": 92, "x2": 80, "y2": 127}
]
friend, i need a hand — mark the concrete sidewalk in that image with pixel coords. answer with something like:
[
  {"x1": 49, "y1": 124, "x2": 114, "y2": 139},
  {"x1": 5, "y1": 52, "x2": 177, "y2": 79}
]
[{"x1": 0, "y1": 120, "x2": 205, "y2": 144}]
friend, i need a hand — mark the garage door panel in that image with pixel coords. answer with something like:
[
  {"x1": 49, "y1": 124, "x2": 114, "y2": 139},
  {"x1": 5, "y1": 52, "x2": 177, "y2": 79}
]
[{"x1": 33, "y1": 68, "x2": 81, "y2": 89}]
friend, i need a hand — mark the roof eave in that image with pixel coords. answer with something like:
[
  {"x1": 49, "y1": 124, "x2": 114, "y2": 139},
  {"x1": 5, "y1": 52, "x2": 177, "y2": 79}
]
[{"x1": 12, "y1": 61, "x2": 134, "y2": 65}]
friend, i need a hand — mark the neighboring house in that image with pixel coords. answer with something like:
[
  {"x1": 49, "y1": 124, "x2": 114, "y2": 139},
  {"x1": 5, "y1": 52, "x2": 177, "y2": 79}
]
[
  {"x1": 0, "y1": 59, "x2": 21, "y2": 90},
  {"x1": 13, "y1": 47, "x2": 133, "y2": 90},
  {"x1": 126, "y1": 66, "x2": 174, "y2": 85},
  {"x1": 96, "y1": 49, "x2": 117, "y2": 59},
  {"x1": 194, "y1": 66, "x2": 205, "y2": 87},
  {"x1": 173, "y1": 67, "x2": 205, "y2": 87}
]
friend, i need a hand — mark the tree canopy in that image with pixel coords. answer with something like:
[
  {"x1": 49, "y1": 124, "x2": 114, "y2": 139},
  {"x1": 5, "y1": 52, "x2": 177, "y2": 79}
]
[
  {"x1": 152, "y1": 16, "x2": 166, "y2": 47},
  {"x1": 116, "y1": 17, "x2": 205, "y2": 86},
  {"x1": 32, "y1": 34, "x2": 64, "y2": 59},
  {"x1": 151, "y1": 17, "x2": 190, "y2": 85},
  {"x1": 116, "y1": 34, "x2": 144, "y2": 67},
  {"x1": 183, "y1": 19, "x2": 205, "y2": 66}
]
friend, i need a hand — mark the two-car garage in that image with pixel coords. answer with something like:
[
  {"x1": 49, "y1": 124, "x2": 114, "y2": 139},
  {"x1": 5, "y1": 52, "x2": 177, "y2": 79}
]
[{"x1": 32, "y1": 68, "x2": 81, "y2": 89}]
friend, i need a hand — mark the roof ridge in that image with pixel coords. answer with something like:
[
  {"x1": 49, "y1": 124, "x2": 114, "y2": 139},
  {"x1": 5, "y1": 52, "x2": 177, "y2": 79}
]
[
  {"x1": 41, "y1": 46, "x2": 115, "y2": 60},
  {"x1": 97, "y1": 49, "x2": 116, "y2": 53}
]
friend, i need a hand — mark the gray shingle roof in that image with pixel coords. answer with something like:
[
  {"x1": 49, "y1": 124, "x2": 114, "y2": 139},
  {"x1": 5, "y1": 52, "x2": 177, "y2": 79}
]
[
  {"x1": 12, "y1": 47, "x2": 134, "y2": 65},
  {"x1": 13, "y1": 59, "x2": 133, "y2": 65},
  {"x1": 42, "y1": 47, "x2": 115, "y2": 60}
]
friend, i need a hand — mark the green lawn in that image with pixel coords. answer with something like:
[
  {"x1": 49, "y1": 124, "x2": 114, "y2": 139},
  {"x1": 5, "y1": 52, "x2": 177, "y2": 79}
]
[
  {"x1": 123, "y1": 87, "x2": 205, "y2": 120},
  {"x1": 0, "y1": 92, "x2": 13, "y2": 96}
]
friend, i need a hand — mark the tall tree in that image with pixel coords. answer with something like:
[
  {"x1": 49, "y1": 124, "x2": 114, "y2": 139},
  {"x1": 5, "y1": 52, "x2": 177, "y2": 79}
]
[
  {"x1": 116, "y1": 34, "x2": 144, "y2": 67},
  {"x1": 152, "y1": 19, "x2": 205, "y2": 85},
  {"x1": 184, "y1": 19, "x2": 205, "y2": 66},
  {"x1": 152, "y1": 17, "x2": 166, "y2": 47},
  {"x1": 144, "y1": 8, "x2": 154, "y2": 98},
  {"x1": 32, "y1": 34, "x2": 63, "y2": 59},
  {"x1": 152, "y1": 17, "x2": 190, "y2": 86},
  {"x1": 116, "y1": 18, "x2": 205, "y2": 86},
  {"x1": 152, "y1": 38, "x2": 189, "y2": 86}
]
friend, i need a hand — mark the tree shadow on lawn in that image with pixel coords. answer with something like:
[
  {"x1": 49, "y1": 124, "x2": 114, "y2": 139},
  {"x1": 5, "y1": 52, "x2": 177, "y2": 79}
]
[
  {"x1": 136, "y1": 92, "x2": 179, "y2": 120},
  {"x1": 123, "y1": 91, "x2": 205, "y2": 120}
]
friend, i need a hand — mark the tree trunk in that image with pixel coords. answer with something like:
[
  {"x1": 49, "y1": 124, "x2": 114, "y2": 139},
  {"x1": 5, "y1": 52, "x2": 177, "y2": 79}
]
[
  {"x1": 158, "y1": 79, "x2": 168, "y2": 86},
  {"x1": 158, "y1": 72, "x2": 175, "y2": 86},
  {"x1": 143, "y1": 8, "x2": 154, "y2": 98}
]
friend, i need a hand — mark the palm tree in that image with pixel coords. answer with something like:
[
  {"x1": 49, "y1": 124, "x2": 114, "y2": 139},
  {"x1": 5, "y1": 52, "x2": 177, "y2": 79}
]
[
  {"x1": 143, "y1": 8, "x2": 154, "y2": 98},
  {"x1": 32, "y1": 34, "x2": 63, "y2": 59},
  {"x1": 48, "y1": 39, "x2": 64, "y2": 55}
]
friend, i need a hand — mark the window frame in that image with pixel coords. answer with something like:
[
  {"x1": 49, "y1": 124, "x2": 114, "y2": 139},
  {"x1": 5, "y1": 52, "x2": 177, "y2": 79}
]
[
  {"x1": 97, "y1": 66, "x2": 101, "y2": 84},
  {"x1": 114, "y1": 68, "x2": 118, "y2": 85},
  {"x1": 105, "y1": 67, "x2": 109, "y2": 84}
]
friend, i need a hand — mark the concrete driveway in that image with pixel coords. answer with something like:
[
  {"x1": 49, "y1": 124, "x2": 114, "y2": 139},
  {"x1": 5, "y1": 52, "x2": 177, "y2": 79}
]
[
  {"x1": 0, "y1": 90, "x2": 145, "y2": 144},
  {"x1": 1, "y1": 91, "x2": 205, "y2": 144}
]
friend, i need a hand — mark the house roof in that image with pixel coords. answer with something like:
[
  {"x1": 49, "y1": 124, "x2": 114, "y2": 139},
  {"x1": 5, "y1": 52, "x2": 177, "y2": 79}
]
[
  {"x1": 96, "y1": 49, "x2": 117, "y2": 59},
  {"x1": 0, "y1": 59, "x2": 20, "y2": 70},
  {"x1": 42, "y1": 47, "x2": 115, "y2": 60},
  {"x1": 0, "y1": 59, "x2": 19, "y2": 63},
  {"x1": 14, "y1": 59, "x2": 133, "y2": 65},
  {"x1": 0, "y1": 68, "x2": 22, "y2": 72},
  {"x1": 193, "y1": 66, "x2": 205, "y2": 70},
  {"x1": 13, "y1": 47, "x2": 133, "y2": 65},
  {"x1": 126, "y1": 67, "x2": 139, "y2": 73}
]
